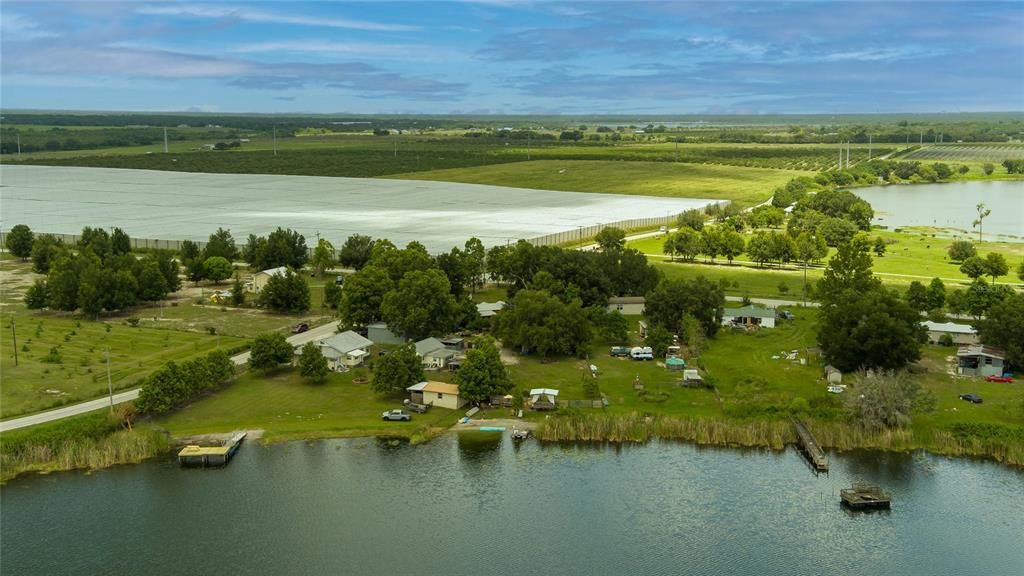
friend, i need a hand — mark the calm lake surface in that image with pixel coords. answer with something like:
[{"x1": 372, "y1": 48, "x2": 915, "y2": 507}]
[
  {"x1": 852, "y1": 180, "x2": 1024, "y2": 238},
  {"x1": 2, "y1": 435, "x2": 1023, "y2": 576}
]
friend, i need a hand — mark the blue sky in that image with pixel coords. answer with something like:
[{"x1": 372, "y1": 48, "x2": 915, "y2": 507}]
[{"x1": 2, "y1": 1, "x2": 1022, "y2": 114}]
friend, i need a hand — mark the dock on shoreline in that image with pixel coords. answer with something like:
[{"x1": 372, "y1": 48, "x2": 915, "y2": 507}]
[{"x1": 178, "y1": 432, "x2": 248, "y2": 467}]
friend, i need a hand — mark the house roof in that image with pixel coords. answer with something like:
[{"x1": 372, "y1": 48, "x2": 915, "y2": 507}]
[
  {"x1": 319, "y1": 330, "x2": 373, "y2": 354},
  {"x1": 723, "y1": 304, "x2": 775, "y2": 319},
  {"x1": 957, "y1": 344, "x2": 1005, "y2": 359},
  {"x1": 529, "y1": 388, "x2": 559, "y2": 396},
  {"x1": 415, "y1": 337, "x2": 447, "y2": 356},
  {"x1": 256, "y1": 266, "x2": 288, "y2": 278},
  {"x1": 476, "y1": 301, "x2": 506, "y2": 317},
  {"x1": 608, "y1": 296, "x2": 646, "y2": 305},
  {"x1": 421, "y1": 381, "x2": 460, "y2": 395},
  {"x1": 922, "y1": 321, "x2": 977, "y2": 335}
]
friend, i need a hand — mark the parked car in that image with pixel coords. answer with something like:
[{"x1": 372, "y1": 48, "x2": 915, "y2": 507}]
[
  {"x1": 958, "y1": 393, "x2": 983, "y2": 404},
  {"x1": 610, "y1": 346, "x2": 631, "y2": 358},
  {"x1": 335, "y1": 275, "x2": 345, "y2": 286},
  {"x1": 984, "y1": 375, "x2": 1014, "y2": 383},
  {"x1": 630, "y1": 346, "x2": 654, "y2": 361},
  {"x1": 291, "y1": 322, "x2": 309, "y2": 334},
  {"x1": 777, "y1": 310, "x2": 795, "y2": 320},
  {"x1": 659, "y1": 225, "x2": 667, "y2": 233},
  {"x1": 381, "y1": 409, "x2": 411, "y2": 421}
]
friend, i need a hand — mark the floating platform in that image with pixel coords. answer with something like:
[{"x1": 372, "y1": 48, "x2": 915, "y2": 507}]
[
  {"x1": 511, "y1": 428, "x2": 531, "y2": 440},
  {"x1": 478, "y1": 426, "x2": 506, "y2": 432},
  {"x1": 178, "y1": 432, "x2": 247, "y2": 467},
  {"x1": 792, "y1": 419, "x2": 829, "y2": 472},
  {"x1": 841, "y1": 484, "x2": 892, "y2": 510}
]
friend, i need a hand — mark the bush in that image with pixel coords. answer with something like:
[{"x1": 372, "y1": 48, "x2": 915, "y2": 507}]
[{"x1": 938, "y1": 333, "x2": 954, "y2": 347}]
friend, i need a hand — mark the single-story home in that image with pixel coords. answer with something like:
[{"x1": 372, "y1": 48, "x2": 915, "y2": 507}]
[
  {"x1": 922, "y1": 321, "x2": 979, "y2": 345},
  {"x1": 607, "y1": 296, "x2": 646, "y2": 315},
  {"x1": 415, "y1": 337, "x2": 458, "y2": 369},
  {"x1": 406, "y1": 381, "x2": 466, "y2": 410},
  {"x1": 957, "y1": 345, "x2": 1006, "y2": 378},
  {"x1": 440, "y1": 337, "x2": 466, "y2": 351},
  {"x1": 528, "y1": 388, "x2": 559, "y2": 410},
  {"x1": 250, "y1": 266, "x2": 288, "y2": 292},
  {"x1": 367, "y1": 322, "x2": 404, "y2": 345},
  {"x1": 310, "y1": 330, "x2": 374, "y2": 370},
  {"x1": 722, "y1": 305, "x2": 776, "y2": 329},
  {"x1": 476, "y1": 301, "x2": 506, "y2": 318}
]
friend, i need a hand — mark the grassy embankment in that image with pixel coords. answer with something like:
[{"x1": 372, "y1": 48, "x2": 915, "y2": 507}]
[
  {"x1": 627, "y1": 229, "x2": 1024, "y2": 301},
  {"x1": 395, "y1": 160, "x2": 804, "y2": 209},
  {"x1": 0, "y1": 411, "x2": 169, "y2": 483}
]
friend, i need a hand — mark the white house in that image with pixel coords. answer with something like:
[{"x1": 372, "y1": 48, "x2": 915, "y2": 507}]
[
  {"x1": 921, "y1": 321, "x2": 979, "y2": 345},
  {"x1": 250, "y1": 266, "x2": 288, "y2": 292},
  {"x1": 415, "y1": 337, "x2": 457, "y2": 369},
  {"x1": 309, "y1": 330, "x2": 374, "y2": 370},
  {"x1": 957, "y1": 345, "x2": 1006, "y2": 378},
  {"x1": 406, "y1": 381, "x2": 465, "y2": 410},
  {"x1": 722, "y1": 305, "x2": 776, "y2": 329},
  {"x1": 607, "y1": 296, "x2": 646, "y2": 315}
]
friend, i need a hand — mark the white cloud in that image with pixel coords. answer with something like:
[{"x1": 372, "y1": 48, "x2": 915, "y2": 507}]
[
  {"x1": 1, "y1": 12, "x2": 58, "y2": 40},
  {"x1": 135, "y1": 4, "x2": 420, "y2": 32},
  {"x1": 230, "y1": 40, "x2": 463, "y2": 61}
]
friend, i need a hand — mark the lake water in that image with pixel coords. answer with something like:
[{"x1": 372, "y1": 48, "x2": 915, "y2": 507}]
[
  {"x1": 2, "y1": 435, "x2": 1022, "y2": 576},
  {"x1": 852, "y1": 180, "x2": 1024, "y2": 239}
]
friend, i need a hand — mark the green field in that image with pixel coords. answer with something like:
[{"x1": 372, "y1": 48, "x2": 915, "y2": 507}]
[
  {"x1": 398, "y1": 160, "x2": 804, "y2": 207},
  {"x1": 157, "y1": 368, "x2": 460, "y2": 442},
  {"x1": 901, "y1": 143, "x2": 1024, "y2": 162},
  {"x1": 627, "y1": 229, "x2": 1024, "y2": 300}
]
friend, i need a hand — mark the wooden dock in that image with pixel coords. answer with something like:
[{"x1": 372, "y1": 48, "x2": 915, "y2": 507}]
[
  {"x1": 178, "y1": 432, "x2": 247, "y2": 467},
  {"x1": 792, "y1": 419, "x2": 829, "y2": 472},
  {"x1": 841, "y1": 484, "x2": 891, "y2": 510}
]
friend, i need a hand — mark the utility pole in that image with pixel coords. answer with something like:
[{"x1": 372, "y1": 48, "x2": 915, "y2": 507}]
[
  {"x1": 393, "y1": 132, "x2": 398, "y2": 158},
  {"x1": 838, "y1": 145, "x2": 842, "y2": 169},
  {"x1": 16, "y1": 132, "x2": 22, "y2": 159},
  {"x1": 163, "y1": 127, "x2": 169, "y2": 153},
  {"x1": 920, "y1": 130, "x2": 923, "y2": 145},
  {"x1": 11, "y1": 317, "x2": 18, "y2": 367},
  {"x1": 868, "y1": 134, "x2": 872, "y2": 160},
  {"x1": 675, "y1": 140, "x2": 679, "y2": 162},
  {"x1": 106, "y1": 349, "x2": 113, "y2": 411},
  {"x1": 527, "y1": 130, "x2": 531, "y2": 161},
  {"x1": 272, "y1": 126, "x2": 278, "y2": 156}
]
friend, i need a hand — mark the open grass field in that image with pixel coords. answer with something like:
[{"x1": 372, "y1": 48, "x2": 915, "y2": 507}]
[
  {"x1": 156, "y1": 368, "x2": 460, "y2": 442},
  {"x1": 628, "y1": 228, "x2": 1023, "y2": 300},
  {"x1": 395, "y1": 160, "x2": 805, "y2": 207}
]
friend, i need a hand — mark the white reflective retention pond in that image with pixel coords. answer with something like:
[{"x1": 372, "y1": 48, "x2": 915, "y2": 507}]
[{"x1": 0, "y1": 166, "x2": 718, "y2": 251}]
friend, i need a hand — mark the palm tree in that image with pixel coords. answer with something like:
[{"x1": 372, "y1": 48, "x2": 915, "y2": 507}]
[{"x1": 972, "y1": 202, "x2": 991, "y2": 241}]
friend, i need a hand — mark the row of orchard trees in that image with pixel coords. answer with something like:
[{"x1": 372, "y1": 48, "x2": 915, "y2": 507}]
[{"x1": 14, "y1": 226, "x2": 181, "y2": 317}]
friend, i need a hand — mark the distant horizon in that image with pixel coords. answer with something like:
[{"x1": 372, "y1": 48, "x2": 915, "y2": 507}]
[{"x1": 3, "y1": 1, "x2": 1022, "y2": 114}]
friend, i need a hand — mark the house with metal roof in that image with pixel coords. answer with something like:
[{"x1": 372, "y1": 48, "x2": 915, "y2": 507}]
[
  {"x1": 415, "y1": 337, "x2": 458, "y2": 369},
  {"x1": 722, "y1": 304, "x2": 776, "y2": 328},
  {"x1": 367, "y1": 322, "x2": 404, "y2": 345},
  {"x1": 310, "y1": 330, "x2": 374, "y2": 370},
  {"x1": 607, "y1": 296, "x2": 646, "y2": 315},
  {"x1": 250, "y1": 266, "x2": 289, "y2": 292},
  {"x1": 957, "y1": 345, "x2": 1005, "y2": 378},
  {"x1": 406, "y1": 381, "x2": 465, "y2": 410},
  {"x1": 476, "y1": 301, "x2": 506, "y2": 318},
  {"x1": 921, "y1": 321, "x2": 978, "y2": 345}
]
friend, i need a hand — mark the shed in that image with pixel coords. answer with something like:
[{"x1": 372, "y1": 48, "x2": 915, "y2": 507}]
[
  {"x1": 680, "y1": 369, "x2": 703, "y2": 387},
  {"x1": 607, "y1": 296, "x2": 646, "y2": 315},
  {"x1": 367, "y1": 322, "x2": 404, "y2": 345},
  {"x1": 310, "y1": 330, "x2": 373, "y2": 370},
  {"x1": 921, "y1": 321, "x2": 979, "y2": 345},
  {"x1": 722, "y1": 305, "x2": 776, "y2": 329},
  {"x1": 528, "y1": 388, "x2": 559, "y2": 410},
  {"x1": 250, "y1": 266, "x2": 288, "y2": 292},
  {"x1": 957, "y1": 345, "x2": 1005, "y2": 378},
  {"x1": 415, "y1": 337, "x2": 457, "y2": 369},
  {"x1": 825, "y1": 365, "x2": 842, "y2": 385},
  {"x1": 665, "y1": 357, "x2": 686, "y2": 371},
  {"x1": 407, "y1": 381, "x2": 465, "y2": 410}
]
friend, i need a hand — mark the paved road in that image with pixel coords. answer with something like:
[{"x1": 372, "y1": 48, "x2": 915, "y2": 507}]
[
  {"x1": 726, "y1": 295, "x2": 818, "y2": 308},
  {"x1": 0, "y1": 322, "x2": 340, "y2": 433}
]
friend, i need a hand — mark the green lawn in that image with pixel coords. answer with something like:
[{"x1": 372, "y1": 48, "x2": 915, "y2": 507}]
[
  {"x1": 396, "y1": 160, "x2": 806, "y2": 208},
  {"x1": 157, "y1": 368, "x2": 461, "y2": 442}
]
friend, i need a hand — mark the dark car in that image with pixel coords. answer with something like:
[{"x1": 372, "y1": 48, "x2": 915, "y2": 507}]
[
  {"x1": 959, "y1": 393, "x2": 983, "y2": 404},
  {"x1": 777, "y1": 310, "x2": 795, "y2": 320},
  {"x1": 291, "y1": 322, "x2": 310, "y2": 334}
]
